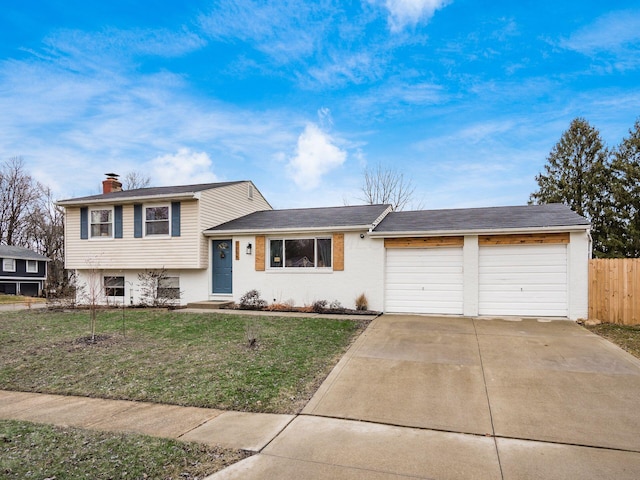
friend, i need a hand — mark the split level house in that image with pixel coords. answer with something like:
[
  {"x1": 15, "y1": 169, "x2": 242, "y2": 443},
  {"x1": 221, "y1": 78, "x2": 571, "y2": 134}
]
[
  {"x1": 0, "y1": 245, "x2": 50, "y2": 296},
  {"x1": 58, "y1": 175, "x2": 591, "y2": 320}
]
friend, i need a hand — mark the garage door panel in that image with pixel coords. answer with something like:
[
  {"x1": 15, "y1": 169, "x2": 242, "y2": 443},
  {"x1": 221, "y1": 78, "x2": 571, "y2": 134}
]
[
  {"x1": 385, "y1": 247, "x2": 463, "y2": 315},
  {"x1": 479, "y1": 244, "x2": 568, "y2": 317}
]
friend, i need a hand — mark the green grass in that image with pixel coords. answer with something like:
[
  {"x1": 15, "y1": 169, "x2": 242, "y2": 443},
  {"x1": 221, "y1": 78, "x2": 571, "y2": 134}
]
[
  {"x1": 0, "y1": 309, "x2": 366, "y2": 413},
  {"x1": 585, "y1": 322, "x2": 640, "y2": 359},
  {"x1": 0, "y1": 419, "x2": 250, "y2": 479}
]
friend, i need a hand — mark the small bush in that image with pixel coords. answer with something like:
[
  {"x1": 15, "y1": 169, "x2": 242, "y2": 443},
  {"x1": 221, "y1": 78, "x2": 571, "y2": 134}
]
[
  {"x1": 245, "y1": 318, "x2": 260, "y2": 348},
  {"x1": 239, "y1": 289, "x2": 267, "y2": 310},
  {"x1": 312, "y1": 300, "x2": 328, "y2": 313},
  {"x1": 355, "y1": 293, "x2": 368, "y2": 311},
  {"x1": 329, "y1": 300, "x2": 343, "y2": 310}
]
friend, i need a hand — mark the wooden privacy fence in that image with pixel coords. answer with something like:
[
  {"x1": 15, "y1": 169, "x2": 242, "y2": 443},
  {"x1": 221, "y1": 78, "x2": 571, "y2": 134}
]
[{"x1": 589, "y1": 258, "x2": 640, "y2": 325}]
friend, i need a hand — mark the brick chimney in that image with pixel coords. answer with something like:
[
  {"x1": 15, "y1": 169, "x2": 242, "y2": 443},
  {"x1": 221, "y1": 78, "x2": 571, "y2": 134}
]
[{"x1": 102, "y1": 173, "x2": 122, "y2": 194}]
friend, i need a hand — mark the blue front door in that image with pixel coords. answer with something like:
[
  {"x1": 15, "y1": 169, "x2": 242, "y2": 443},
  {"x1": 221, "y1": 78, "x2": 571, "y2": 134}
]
[{"x1": 212, "y1": 240, "x2": 232, "y2": 294}]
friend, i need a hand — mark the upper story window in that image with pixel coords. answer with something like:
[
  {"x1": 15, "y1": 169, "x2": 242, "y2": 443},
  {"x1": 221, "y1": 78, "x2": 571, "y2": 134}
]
[
  {"x1": 269, "y1": 238, "x2": 332, "y2": 269},
  {"x1": 145, "y1": 206, "x2": 170, "y2": 236},
  {"x1": 26, "y1": 260, "x2": 38, "y2": 273},
  {"x1": 2, "y1": 258, "x2": 16, "y2": 272},
  {"x1": 90, "y1": 209, "x2": 113, "y2": 238}
]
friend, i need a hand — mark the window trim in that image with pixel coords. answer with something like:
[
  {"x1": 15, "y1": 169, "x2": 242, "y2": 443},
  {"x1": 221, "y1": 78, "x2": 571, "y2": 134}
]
[
  {"x1": 89, "y1": 207, "x2": 114, "y2": 239},
  {"x1": 26, "y1": 260, "x2": 38, "y2": 273},
  {"x1": 104, "y1": 276, "x2": 125, "y2": 297},
  {"x1": 3, "y1": 258, "x2": 16, "y2": 272},
  {"x1": 157, "y1": 276, "x2": 180, "y2": 302},
  {"x1": 144, "y1": 204, "x2": 171, "y2": 237},
  {"x1": 267, "y1": 237, "x2": 333, "y2": 270}
]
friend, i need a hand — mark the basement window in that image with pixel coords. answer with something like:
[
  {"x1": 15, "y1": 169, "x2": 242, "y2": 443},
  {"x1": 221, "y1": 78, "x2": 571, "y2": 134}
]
[{"x1": 104, "y1": 276, "x2": 125, "y2": 297}]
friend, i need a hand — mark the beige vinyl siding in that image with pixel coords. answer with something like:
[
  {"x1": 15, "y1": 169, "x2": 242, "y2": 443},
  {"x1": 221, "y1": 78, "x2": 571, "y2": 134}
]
[
  {"x1": 65, "y1": 201, "x2": 201, "y2": 269},
  {"x1": 198, "y1": 182, "x2": 272, "y2": 268}
]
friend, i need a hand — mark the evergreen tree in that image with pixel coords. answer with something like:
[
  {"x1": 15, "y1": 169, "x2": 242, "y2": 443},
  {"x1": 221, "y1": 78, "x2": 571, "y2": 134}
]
[
  {"x1": 530, "y1": 117, "x2": 614, "y2": 257},
  {"x1": 611, "y1": 119, "x2": 640, "y2": 257}
]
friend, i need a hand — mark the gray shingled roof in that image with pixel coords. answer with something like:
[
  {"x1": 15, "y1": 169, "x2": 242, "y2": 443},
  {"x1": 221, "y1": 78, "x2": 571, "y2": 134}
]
[
  {"x1": 57, "y1": 181, "x2": 244, "y2": 204},
  {"x1": 207, "y1": 204, "x2": 391, "y2": 232},
  {"x1": 0, "y1": 245, "x2": 50, "y2": 261},
  {"x1": 373, "y1": 203, "x2": 589, "y2": 233}
]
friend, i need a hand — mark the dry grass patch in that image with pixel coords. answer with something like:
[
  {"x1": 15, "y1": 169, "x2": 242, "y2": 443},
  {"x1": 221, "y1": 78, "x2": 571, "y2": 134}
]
[{"x1": 585, "y1": 322, "x2": 640, "y2": 359}]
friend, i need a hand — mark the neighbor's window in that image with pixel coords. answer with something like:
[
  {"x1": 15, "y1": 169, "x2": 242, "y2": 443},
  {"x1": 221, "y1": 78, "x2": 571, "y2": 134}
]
[
  {"x1": 90, "y1": 209, "x2": 113, "y2": 238},
  {"x1": 157, "y1": 276, "x2": 180, "y2": 301},
  {"x1": 26, "y1": 260, "x2": 38, "y2": 273},
  {"x1": 104, "y1": 276, "x2": 125, "y2": 297},
  {"x1": 2, "y1": 258, "x2": 16, "y2": 272},
  {"x1": 145, "y1": 206, "x2": 170, "y2": 235},
  {"x1": 269, "y1": 238, "x2": 332, "y2": 269}
]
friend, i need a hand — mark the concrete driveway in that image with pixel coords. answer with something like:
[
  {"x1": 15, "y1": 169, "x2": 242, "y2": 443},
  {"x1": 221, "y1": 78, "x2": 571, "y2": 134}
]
[{"x1": 211, "y1": 315, "x2": 640, "y2": 479}]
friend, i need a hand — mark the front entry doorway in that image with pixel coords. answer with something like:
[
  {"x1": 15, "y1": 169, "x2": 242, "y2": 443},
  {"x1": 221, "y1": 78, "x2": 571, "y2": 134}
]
[{"x1": 212, "y1": 239, "x2": 232, "y2": 294}]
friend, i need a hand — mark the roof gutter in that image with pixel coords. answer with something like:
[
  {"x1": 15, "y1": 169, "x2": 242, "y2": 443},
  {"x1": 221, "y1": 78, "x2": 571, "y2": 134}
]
[
  {"x1": 56, "y1": 192, "x2": 198, "y2": 207},
  {"x1": 203, "y1": 225, "x2": 374, "y2": 236},
  {"x1": 367, "y1": 224, "x2": 591, "y2": 238}
]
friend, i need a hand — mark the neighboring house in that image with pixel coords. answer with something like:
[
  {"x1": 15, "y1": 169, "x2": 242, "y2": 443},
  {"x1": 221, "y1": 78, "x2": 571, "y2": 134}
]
[
  {"x1": 0, "y1": 245, "x2": 50, "y2": 296},
  {"x1": 56, "y1": 175, "x2": 271, "y2": 305},
  {"x1": 206, "y1": 203, "x2": 591, "y2": 320},
  {"x1": 59, "y1": 175, "x2": 591, "y2": 320}
]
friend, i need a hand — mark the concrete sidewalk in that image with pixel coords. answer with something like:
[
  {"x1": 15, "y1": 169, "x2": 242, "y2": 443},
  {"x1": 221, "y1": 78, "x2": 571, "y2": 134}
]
[{"x1": 0, "y1": 390, "x2": 293, "y2": 452}]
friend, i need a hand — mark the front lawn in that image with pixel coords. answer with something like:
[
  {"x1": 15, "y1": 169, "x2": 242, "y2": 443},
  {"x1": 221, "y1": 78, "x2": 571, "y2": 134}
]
[
  {"x1": 0, "y1": 309, "x2": 367, "y2": 413},
  {"x1": 0, "y1": 419, "x2": 249, "y2": 479},
  {"x1": 585, "y1": 322, "x2": 640, "y2": 359}
]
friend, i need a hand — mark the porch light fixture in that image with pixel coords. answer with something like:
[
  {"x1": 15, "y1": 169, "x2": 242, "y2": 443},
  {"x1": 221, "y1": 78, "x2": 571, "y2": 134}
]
[{"x1": 246, "y1": 242, "x2": 252, "y2": 255}]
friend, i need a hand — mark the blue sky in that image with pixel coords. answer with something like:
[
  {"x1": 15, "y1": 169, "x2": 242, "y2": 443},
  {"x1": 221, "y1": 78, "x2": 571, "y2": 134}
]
[{"x1": 1, "y1": 1, "x2": 639, "y2": 209}]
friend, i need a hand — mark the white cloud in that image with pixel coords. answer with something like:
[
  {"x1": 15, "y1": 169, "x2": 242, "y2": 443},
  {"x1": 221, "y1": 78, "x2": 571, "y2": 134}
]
[
  {"x1": 146, "y1": 148, "x2": 219, "y2": 186},
  {"x1": 560, "y1": 10, "x2": 640, "y2": 55},
  {"x1": 373, "y1": 0, "x2": 451, "y2": 32},
  {"x1": 287, "y1": 123, "x2": 347, "y2": 189},
  {"x1": 199, "y1": 0, "x2": 329, "y2": 63}
]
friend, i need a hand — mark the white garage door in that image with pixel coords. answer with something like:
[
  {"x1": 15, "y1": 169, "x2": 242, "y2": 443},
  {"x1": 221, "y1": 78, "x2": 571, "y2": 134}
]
[
  {"x1": 385, "y1": 247, "x2": 464, "y2": 314},
  {"x1": 479, "y1": 244, "x2": 567, "y2": 317}
]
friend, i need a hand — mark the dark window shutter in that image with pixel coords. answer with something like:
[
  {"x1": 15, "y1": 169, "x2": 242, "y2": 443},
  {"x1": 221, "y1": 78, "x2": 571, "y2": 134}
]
[
  {"x1": 171, "y1": 202, "x2": 181, "y2": 237},
  {"x1": 80, "y1": 207, "x2": 88, "y2": 239},
  {"x1": 114, "y1": 205, "x2": 123, "y2": 238},
  {"x1": 134, "y1": 204, "x2": 142, "y2": 238}
]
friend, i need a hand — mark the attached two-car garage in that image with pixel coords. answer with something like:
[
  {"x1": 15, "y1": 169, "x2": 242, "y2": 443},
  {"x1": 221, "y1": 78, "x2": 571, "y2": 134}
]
[{"x1": 384, "y1": 234, "x2": 571, "y2": 318}]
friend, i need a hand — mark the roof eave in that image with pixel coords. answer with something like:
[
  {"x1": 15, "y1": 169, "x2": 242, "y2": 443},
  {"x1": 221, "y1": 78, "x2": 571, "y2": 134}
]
[
  {"x1": 204, "y1": 225, "x2": 374, "y2": 236},
  {"x1": 368, "y1": 224, "x2": 591, "y2": 238},
  {"x1": 56, "y1": 192, "x2": 198, "y2": 207},
  {"x1": 2, "y1": 255, "x2": 51, "y2": 261}
]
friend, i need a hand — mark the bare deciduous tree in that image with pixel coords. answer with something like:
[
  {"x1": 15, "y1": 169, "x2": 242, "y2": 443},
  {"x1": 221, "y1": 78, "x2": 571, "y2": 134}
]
[
  {"x1": 358, "y1": 164, "x2": 419, "y2": 211},
  {"x1": 123, "y1": 171, "x2": 151, "y2": 190},
  {"x1": 24, "y1": 185, "x2": 66, "y2": 294},
  {"x1": 0, "y1": 157, "x2": 40, "y2": 246}
]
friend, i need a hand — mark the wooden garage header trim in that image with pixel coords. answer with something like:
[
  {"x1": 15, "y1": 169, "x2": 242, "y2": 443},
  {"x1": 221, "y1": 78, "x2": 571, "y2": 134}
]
[
  {"x1": 384, "y1": 236, "x2": 464, "y2": 248},
  {"x1": 479, "y1": 232, "x2": 570, "y2": 246}
]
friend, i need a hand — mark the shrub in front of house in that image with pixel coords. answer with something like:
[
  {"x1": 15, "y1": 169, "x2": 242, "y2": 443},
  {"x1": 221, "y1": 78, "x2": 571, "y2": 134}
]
[{"x1": 239, "y1": 289, "x2": 267, "y2": 310}]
